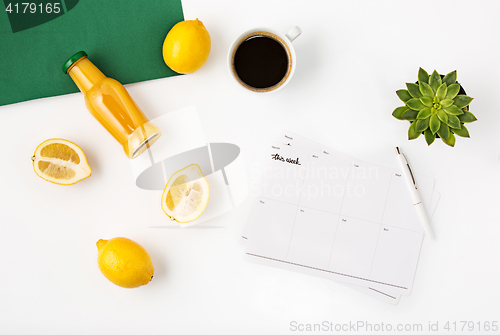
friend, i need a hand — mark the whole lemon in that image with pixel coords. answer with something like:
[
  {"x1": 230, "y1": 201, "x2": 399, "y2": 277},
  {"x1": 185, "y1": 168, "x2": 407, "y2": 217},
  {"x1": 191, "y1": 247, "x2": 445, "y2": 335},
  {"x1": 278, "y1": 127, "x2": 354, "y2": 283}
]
[
  {"x1": 96, "y1": 237, "x2": 154, "y2": 288},
  {"x1": 162, "y1": 19, "x2": 211, "y2": 74}
]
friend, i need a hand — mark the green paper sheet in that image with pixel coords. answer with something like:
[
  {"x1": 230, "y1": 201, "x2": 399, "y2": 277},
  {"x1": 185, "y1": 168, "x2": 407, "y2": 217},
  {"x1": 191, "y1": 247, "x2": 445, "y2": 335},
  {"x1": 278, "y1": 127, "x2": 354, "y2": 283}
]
[{"x1": 0, "y1": 0, "x2": 184, "y2": 106}]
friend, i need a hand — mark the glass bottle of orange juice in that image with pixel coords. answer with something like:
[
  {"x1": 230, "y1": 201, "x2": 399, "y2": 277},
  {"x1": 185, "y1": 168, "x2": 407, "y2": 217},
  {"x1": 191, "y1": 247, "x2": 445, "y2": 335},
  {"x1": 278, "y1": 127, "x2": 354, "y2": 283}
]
[{"x1": 63, "y1": 51, "x2": 161, "y2": 159}]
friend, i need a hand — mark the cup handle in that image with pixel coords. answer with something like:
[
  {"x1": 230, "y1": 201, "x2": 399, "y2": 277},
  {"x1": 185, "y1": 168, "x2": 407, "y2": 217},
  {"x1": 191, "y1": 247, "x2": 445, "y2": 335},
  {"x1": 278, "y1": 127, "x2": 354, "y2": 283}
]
[{"x1": 285, "y1": 26, "x2": 302, "y2": 42}]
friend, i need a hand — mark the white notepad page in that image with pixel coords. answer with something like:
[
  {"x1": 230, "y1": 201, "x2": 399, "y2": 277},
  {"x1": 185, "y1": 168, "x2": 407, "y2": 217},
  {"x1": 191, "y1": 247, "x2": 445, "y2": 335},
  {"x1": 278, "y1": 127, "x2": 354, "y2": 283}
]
[
  {"x1": 242, "y1": 192, "x2": 440, "y2": 305},
  {"x1": 244, "y1": 137, "x2": 435, "y2": 297},
  {"x1": 240, "y1": 132, "x2": 439, "y2": 303}
]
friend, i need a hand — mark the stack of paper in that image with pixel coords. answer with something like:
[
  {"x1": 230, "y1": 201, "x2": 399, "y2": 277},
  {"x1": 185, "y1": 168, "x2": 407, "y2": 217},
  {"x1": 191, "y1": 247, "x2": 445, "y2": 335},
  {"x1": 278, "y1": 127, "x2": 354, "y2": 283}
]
[{"x1": 240, "y1": 131, "x2": 440, "y2": 304}]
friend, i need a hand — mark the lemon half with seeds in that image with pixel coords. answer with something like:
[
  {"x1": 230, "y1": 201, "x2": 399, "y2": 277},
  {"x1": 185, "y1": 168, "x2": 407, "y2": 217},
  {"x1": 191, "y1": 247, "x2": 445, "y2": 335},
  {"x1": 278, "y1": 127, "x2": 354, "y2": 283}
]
[
  {"x1": 32, "y1": 138, "x2": 91, "y2": 185},
  {"x1": 161, "y1": 164, "x2": 210, "y2": 223}
]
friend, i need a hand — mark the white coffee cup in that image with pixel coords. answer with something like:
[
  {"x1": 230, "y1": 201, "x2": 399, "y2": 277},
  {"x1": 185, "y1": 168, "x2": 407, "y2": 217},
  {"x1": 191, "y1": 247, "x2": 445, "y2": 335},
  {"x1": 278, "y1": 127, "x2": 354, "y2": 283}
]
[{"x1": 228, "y1": 26, "x2": 302, "y2": 93}]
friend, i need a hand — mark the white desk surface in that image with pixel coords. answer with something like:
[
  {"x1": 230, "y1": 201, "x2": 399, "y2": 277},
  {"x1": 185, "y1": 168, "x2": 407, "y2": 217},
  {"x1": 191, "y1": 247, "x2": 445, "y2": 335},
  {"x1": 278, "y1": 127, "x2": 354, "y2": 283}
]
[{"x1": 1, "y1": 1, "x2": 499, "y2": 334}]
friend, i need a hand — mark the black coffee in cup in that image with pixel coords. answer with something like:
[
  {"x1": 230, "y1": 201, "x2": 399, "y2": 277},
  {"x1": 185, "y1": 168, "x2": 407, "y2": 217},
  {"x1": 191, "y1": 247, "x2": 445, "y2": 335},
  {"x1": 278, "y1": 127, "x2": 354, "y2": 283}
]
[{"x1": 231, "y1": 32, "x2": 292, "y2": 92}]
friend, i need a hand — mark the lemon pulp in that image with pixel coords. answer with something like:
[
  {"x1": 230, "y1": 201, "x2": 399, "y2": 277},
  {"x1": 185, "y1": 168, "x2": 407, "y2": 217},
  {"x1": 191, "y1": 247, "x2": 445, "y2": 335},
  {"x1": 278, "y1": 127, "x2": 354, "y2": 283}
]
[
  {"x1": 32, "y1": 138, "x2": 91, "y2": 185},
  {"x1": 161, "y1": 164, "x2": 210, "y2": 223}
]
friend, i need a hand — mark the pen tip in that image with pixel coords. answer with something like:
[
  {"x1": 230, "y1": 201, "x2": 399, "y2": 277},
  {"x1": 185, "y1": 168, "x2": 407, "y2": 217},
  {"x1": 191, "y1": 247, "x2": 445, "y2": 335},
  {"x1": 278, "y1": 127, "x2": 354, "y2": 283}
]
[{"x1": 395, "y1": 147, "x2": 400, "y2": 154}]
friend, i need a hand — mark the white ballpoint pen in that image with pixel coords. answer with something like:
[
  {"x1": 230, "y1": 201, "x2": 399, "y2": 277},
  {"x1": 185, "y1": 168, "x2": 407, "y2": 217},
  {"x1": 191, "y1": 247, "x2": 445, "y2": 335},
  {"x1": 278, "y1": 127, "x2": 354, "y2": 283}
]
[{"x1": 395, "y1": 147, "x2": 434, "y2": 240}]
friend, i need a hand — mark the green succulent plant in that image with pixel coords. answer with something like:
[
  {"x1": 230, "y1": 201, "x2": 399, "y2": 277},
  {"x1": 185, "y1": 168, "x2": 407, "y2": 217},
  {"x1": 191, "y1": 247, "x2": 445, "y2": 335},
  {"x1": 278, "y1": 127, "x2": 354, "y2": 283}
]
[{"x1": 393, "y1": 68, "x2": 477, "y2": 147}]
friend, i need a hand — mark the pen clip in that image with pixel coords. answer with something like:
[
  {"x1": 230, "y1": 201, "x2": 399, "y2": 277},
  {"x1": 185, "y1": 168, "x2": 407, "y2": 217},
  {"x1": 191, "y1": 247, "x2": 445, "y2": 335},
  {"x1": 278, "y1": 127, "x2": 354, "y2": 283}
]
[{"x1": 403, "y1": 153, "x2": 417, "y2": 187}]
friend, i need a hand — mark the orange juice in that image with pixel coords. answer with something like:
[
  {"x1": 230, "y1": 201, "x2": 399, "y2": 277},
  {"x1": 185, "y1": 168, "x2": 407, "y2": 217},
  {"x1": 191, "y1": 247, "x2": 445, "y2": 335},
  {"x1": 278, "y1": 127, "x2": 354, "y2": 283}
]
[{"x1": 63, "y1": 51, "x2": 161, "y2": 159}]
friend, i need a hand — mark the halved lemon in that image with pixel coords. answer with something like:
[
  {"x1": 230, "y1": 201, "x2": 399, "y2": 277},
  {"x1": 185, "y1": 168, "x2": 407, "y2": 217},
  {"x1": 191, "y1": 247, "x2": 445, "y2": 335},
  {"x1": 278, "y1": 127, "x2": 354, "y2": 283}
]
[
  {"x1": 32, "y1": 138, "x2": 91, "y2": 185},
  {"x1": 161, "y1": 164, "x2": 210, "y2": 223}
]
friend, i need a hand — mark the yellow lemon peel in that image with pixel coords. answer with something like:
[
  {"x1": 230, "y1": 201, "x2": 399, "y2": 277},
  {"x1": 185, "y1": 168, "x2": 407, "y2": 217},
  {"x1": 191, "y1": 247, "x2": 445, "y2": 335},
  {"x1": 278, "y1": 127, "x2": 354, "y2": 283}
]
[
  {"x1": 162, "y1": 19, "x2": 211, "y2": 74},
  {"x1": 96, "y1": 237, "x2": 154, "y2": 289}
]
